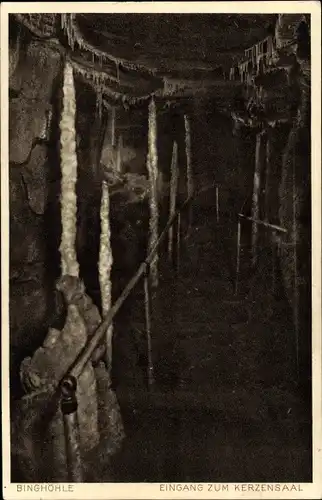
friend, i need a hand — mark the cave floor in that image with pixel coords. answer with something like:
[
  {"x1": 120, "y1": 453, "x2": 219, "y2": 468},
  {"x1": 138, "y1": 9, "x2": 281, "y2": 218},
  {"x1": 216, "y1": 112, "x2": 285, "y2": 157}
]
[{"x1": 91, "y1": 197, "x2": 312, "y2": 483}]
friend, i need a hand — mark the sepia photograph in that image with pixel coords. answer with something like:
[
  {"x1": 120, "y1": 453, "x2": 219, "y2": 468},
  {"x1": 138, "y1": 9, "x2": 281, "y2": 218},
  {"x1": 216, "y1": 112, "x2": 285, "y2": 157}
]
[{"x1": 2, "y1": 2, "x2": 321, "y2": 498}]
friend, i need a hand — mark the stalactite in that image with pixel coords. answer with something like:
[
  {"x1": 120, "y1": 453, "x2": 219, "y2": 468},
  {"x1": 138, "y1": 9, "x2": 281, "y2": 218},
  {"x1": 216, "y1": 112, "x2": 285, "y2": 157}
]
[
  {"x1": 60, "y1": 13, "x2": 65, "y2": 29},
  {"x1": 184, "y1": 114, "x2": 193, "y2": 200},
  {"x1": 59, "y1": 60, "x2": 79, "y2": 277},
  {"x1": 146, "y1": 97, "x2": 159, "y2": 288},
  {"x1": 71, "y1": 58, "x2": 156, "y2": 108},
  {"x1": 99, "y1": 181, "x2": 113, "y2": 371},
  {"x1": 168, "y1": 141, "x2": 178, "y2": 258}
]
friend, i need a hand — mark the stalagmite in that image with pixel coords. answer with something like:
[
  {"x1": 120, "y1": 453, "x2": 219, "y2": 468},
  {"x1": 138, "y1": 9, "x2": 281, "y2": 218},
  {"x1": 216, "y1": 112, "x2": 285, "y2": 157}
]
[
  {"x1": 99, "y1": 181, "x2": 113, "y2": 371},
  {"x1": 59, "y1": 60, "x2": 79, "y2": 277},
  {"x1": 168, "y1": 141, "x2": 179, "y2": 260},
  {"x1": 146, "y1": 97, "x2": 159, "y2": 288}
]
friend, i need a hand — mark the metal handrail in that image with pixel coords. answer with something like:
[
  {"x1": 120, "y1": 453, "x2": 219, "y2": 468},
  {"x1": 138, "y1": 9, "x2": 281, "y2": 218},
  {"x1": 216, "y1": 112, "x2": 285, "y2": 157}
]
[
  {"x1": 238, "y1": 213, "x2": 287, "y2": 234},
  {"x1": 235, "y1": 212, "x2": 288, "y2": 294}
]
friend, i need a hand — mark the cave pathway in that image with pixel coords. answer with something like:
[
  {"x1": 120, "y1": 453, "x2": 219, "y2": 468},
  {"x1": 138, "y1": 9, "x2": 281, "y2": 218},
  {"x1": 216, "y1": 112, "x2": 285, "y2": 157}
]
[{"x1": 91, "y1": 189, "x2": 311, "y2": 483}]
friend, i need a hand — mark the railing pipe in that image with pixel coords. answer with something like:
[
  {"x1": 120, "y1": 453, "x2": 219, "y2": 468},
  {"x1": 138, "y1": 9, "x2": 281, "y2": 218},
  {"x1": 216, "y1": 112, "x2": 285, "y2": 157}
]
[
  {"x1": 235, "y1": 219, "x2": 241, "y2": 295},
  {"x1": 238, "y1": 213, "x2": 287, "y2": 234},
  {"x1": 168, "y1": 141, "x2": 179, "y2": 263},
  {"x1": 65, "y1": 263, "x2": 147, "y2": 381},
  {"x1": 271, "y1": 230, "x2": 276, "y2": 293},
  {"x1": 215, "y1": 185, "x2": 220, "y2": 222},
  {"x1": 60, "y1": 376, "x2": 83, "y2": 482},
  {"x1": 143, "y1": 268, "x2": 155, "y2": 388},
  {"x1": 176, "y1": 211, "x2": 181, "y2": 273},
  {"x1": 235, "y1": 214, "x2": 287, "y2": 294},
  {"x1": 251, "y1": 132, "x2": 264, "y2": 265}
]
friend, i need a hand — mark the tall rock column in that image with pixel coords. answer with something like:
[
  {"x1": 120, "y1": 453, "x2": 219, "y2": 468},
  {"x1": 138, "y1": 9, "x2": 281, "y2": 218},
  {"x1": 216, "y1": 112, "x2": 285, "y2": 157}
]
[{"x1": 278, "y1": 15, "x2": 311, "y2": 383}]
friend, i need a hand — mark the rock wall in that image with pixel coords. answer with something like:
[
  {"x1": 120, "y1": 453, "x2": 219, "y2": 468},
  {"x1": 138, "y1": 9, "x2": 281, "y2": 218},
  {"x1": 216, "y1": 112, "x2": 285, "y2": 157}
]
[
  {"x1": 278, "y1": 82, "x2": 311, "y2": 383},
  {"x1": 229, "y1": 14, "x2": 311, "y2": 386},
  {"x1": 9, "y1": 29, "x2": 65, "y2": 395}
]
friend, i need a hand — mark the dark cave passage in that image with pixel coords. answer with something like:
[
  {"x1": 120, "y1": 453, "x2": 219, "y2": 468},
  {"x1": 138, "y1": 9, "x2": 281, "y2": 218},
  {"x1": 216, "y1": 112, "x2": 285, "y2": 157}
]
[{"x1": 89, "y1": 186, "x2": 311, "y2": 483}]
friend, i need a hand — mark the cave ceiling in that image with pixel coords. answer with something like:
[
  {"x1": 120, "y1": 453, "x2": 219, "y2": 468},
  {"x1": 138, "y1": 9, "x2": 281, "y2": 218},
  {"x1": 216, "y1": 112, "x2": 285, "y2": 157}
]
[
  {"x1": 73, "y1": 14, "x2": 277, "y2": 71},
  {"x1": 12, "y1": 13, "x2": 277, "y2": 107}
]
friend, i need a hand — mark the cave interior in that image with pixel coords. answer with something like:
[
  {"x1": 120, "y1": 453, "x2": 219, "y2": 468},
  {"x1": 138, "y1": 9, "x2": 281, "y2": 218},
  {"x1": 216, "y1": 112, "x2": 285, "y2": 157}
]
[{"x1": 8, "y1": 12, "x2": 312, "y2": 483}]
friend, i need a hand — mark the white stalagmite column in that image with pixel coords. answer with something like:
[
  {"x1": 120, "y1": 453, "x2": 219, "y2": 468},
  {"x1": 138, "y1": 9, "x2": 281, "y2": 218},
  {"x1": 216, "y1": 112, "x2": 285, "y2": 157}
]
[
  {"x1": 147, "y1": 97, "x2": 159, "y2": 288},
  {"x1": 168, "y1": 141, "x2": 178, "y2": 260},
  {"x1": 99, "y1": 181, "x2": 113, "y2": 371},
  {"x1": 59, "y1": 60, "x2": 79, "y2": 277}
]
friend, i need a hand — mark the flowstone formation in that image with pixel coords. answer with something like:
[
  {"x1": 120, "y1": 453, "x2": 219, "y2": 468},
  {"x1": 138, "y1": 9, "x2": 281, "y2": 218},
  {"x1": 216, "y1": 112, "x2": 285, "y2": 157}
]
[{"x1": 13, "y1": 276, "x2": 124, "y2": 482}]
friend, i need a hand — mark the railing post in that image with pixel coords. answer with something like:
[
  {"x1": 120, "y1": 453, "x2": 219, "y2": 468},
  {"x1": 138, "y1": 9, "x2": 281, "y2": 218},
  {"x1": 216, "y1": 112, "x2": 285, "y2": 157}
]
[
  {"x1": 215, "y1": 185, "x2": 220, "y2": 223},
  {"x1": 168, "y1": 141, "x2": 178, "y2": 265},
  {"x1": 292, "y1": 149, "x2": 299, "y2": 380},
  {"x1": 116, "y1": 133, "x2": 123, "y2": 173},
  {"x1": 252, "y1": 131, "x2": 265, "y2": 266},
  {"x1": 235, "y1": 218, "x2": 241, "y2": 295},
  {"x1": 176, "y1": 212, "x2": 181, "y2": 274},
  {"x1": 188, "y1": 203, "x2": 193, "y2": 236},
  {"x1": 168, "y1": 225, "x2": 172, "y2": 263},
  {"x1": 184, "y1": 114, "x2": 193, "y2": 237},
  {"x1": 271, "y1": 230, "x2": 276, "y2": 293},
  {"x1": 60, "y1": 376, "x2": 83, "y2": 482},
  {"x1": 144, "y1": 266, "x2": 155, "y2": 389},
  {"x1": 168, "y1": 224, "x2": 174, "y2": 265}
]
